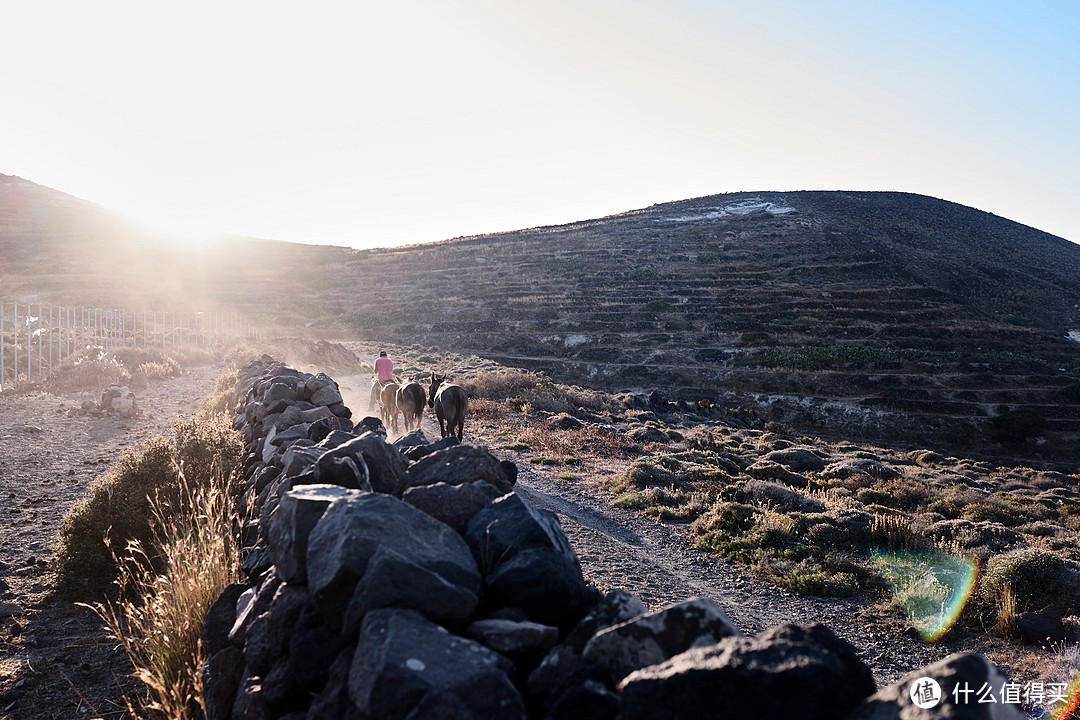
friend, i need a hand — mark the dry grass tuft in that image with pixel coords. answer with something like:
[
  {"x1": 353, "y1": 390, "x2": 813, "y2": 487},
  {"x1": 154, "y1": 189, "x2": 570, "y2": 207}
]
[{"x1": 86, "y1": 467, "x2": 240, "y2": 719}]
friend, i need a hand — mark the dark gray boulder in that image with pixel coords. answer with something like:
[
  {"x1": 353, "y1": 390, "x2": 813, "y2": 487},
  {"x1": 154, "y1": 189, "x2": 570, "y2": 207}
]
[
  {"x1": 406, "y1": 444, "x2": 515, "y2": 494},
  {"x1": 403, "y1": 434, "x2": 460, "y2": 461},
  {"x1": 316, "y1": 455, "x2": 371, "y2": 491},
  {"x1": 617, "y1": 623, "x2": 875, "y2": 720},
  {"x1": 228, "y1": 571, "x2": 281, "y2": 649},
  {"x1": 763, "y1": 446, "x2": 827, "y2": 472},
  {"x1": 402, "y1": 480, "x2": 505, "y2": 534},
  {"x1": 528, "y1": 589, "x2": 649, "y2": 701},
  {"x1": 392, "y1": 428, "x2": 429, "y2": 452},
  {"x1": 243, "y1": 584, "x2": 309, "y2": 677},
  {"x1": 281, "y1": 445, "x2": 325, "y2": 478},
  {"x1": 262, "y1": 380, "x2": 300, "y2": 407},
  {"x1": 845, "y1": 652, "x2": 1023, "y2": 719},
  {"x1": 348, "y1": 608, "x2": 527, "y2": 720},
  {"x1": 342, "y1": 545, "x2": 480, "y2": 635},
  {"x1": 306, "y1": 493, "x2": 481, "y2": 631},
  {"x1": 582, "y1": 597, "x2": 740, "y2": 682},
  {"x1": 203, "y1": 646, "x2": 244, "y2": 720},
  {"x1": 203, "y1": 582, "x2": 247, "y2": 655},
  {"x1": 269, "y1": 484, "x2": 362, "y2": 585},
  {"x1": 307, "y1": 373, "x2": 343, "y2": 407},
  {"x1": 305, "y1": 643, "x2": 361, "y2": 720},
  {"x1": 246, "y1": 600, "x2": 353, "y2": 719},
  {"x1": 465, "y1": 493, "x2": 598, "y2": 631},
  {"x1": 466, "y1": 617, "x2": 560, "y2": 654},
  {"x1": 541, "y1": 668, "x2": 620, "y2": 720},
  {"x1": 563, "y1": 589, "x2": 648, "y2": 654},
  {"x1": 1015, "y1": 605, "x2": 1067, "y2": 647},
  {"x1": 316, "y1": 433, "x2": 408, "y2": 496}
]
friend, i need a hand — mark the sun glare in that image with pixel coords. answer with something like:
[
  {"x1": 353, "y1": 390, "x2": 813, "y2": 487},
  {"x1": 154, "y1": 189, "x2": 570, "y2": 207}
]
[{"x1": 129, "y1": 211, "x2": 225, "y2": 251}]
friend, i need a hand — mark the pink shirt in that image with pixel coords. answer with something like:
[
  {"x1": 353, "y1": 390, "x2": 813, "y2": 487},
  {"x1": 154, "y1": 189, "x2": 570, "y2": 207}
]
[{"x1": 375, "y1": 356, "x2": 395, "y2": 382}]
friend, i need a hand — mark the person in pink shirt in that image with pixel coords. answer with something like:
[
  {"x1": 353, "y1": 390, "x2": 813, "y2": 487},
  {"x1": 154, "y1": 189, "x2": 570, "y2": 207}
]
[{"x1": 368, "y1": 351, "x2": 398, "y2": 411}]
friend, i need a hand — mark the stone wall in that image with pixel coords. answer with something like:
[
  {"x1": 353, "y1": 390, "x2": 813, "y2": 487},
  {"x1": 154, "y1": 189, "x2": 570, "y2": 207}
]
[{"x1": 202, "y1": 355, "x2": 1023, "y2": 720}]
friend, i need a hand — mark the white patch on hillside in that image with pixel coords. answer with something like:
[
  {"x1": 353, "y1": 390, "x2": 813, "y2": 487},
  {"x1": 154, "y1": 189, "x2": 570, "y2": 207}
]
[
  {"x1": 1068, "y1": 330, "x2": 1080, "y2": 344},
  {"x1": 659, "y1": 199, "x2": 796, "y2": 223},
  {"x1": 564, "y1": 334, "x2": 590, "y2": 347}
]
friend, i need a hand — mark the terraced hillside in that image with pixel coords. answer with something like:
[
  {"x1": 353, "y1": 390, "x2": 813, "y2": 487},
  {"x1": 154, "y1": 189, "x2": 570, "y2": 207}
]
[
  {"x1": 4, "y1": 174, "x2": 1079, "y2": 467},
  {"x1": 326, "y1": 192, "x2": 1080, "y2": 467}
]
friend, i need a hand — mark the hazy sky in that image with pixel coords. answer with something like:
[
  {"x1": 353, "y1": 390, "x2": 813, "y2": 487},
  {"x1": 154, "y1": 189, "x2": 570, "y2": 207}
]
[{"x1": 3, "y1": 0, "x2": 1078, "y2": 248}]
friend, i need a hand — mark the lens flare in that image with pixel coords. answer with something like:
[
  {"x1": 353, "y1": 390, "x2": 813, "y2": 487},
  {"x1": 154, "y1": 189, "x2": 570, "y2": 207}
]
[
  {"x1": 870, "y1": 550, "x2": 979, "y2": 642},
  {"x1": 1047, "y1": 655, "x2": 1080, "y2": 720}
]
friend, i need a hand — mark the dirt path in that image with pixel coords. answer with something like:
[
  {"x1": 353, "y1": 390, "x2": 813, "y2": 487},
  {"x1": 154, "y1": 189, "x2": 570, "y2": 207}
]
[
  {"x1": 0, "y1": 364, "x2": 222, "y2": 719},
  {"x1": 508, "y1": 463, "x2": 962, "y2": 686}
]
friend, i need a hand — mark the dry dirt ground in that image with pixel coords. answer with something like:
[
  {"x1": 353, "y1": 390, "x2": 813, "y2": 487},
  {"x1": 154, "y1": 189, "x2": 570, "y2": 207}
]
[
  {"x1": 0, "y1": 364, "x2": 221, "y2": 719},
  {"x1": 0, "y1": 364, "x2": 1053, "y2": 719}
]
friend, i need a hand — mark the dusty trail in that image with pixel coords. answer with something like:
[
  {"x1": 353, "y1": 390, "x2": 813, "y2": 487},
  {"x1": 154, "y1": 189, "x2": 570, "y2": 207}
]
[
  {"x1": 510, "y1": 462, "x2": 956, "y2": 686},
  {"x1": 0, "y1": 363, "x2": 222, "y2": 719}
]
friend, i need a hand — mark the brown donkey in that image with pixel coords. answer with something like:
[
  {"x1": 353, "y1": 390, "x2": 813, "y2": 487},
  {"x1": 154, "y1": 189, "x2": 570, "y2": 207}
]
[
  {"x1": 427, "y1": 373, "x2": 468, "y2": 440},
  {"x1": 379, "y1": 381, "x2": 401, "y2": 434},
  {"x1": 395, "y1": 381, "x2": 427, "y2": 433}
]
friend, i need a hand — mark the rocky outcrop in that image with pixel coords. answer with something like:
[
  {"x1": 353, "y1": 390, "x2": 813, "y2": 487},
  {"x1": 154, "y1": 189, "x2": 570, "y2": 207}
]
[{"x1": 203, "y1": 355, "x2": 1030, "y2": 719}]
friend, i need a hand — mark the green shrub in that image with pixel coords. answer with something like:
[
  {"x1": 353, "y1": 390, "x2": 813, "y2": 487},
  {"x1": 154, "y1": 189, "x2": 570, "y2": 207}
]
[
  {"x1": 544, "y1": 257, "x2": 585, "y2": 273},
  {"x1": 199, "y1": 369, "x2": 241, "y2": 418},
  {"x1": 48, "y1": 348, "x2": 130, "y2": 390},
  {"x1": 980, "y1": 547, "x2": 1076, "y2": 614},
  {"x1": 645, "y1": 299, "x2": 674, "y2": 312},
  {"x1": 630, "y1": 266, "x2": 660, "y2": 283},
  {"x1": 53, "y1": 436, "x2": 179, "y2": 597},
  {"x1": 617, "y1": 458, "x2": 675, "y2": 491},
  {"x1": 53, "y1": 416, "x2": 243, "y2": 598}
]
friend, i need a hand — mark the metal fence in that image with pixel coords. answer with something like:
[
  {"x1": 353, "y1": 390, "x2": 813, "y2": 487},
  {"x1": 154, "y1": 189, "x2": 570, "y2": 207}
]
[{"x1": 0, "y1": 301, "x2": 258, "y2": 391}]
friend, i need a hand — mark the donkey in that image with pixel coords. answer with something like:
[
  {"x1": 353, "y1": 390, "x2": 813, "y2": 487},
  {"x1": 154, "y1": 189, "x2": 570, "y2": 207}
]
[
  {"x1": 379, "y1": 381, "x2": 401, "y2": 434},
  {"x1": 428, "y1": 372, "x2": 468, "y2": 440},
  {"x1": 396, "y1": 381, "x2": 427, "y2": 433}
]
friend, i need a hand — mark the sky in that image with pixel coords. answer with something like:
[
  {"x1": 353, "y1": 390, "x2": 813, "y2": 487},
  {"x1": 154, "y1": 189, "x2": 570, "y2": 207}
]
[{"x1": 2, "y1": 0, "x2": 1078, "y2": 249}]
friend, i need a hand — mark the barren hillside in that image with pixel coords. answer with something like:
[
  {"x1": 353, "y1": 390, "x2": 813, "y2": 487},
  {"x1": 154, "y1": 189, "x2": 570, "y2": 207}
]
[{"x1": 3, "y1": 175, "x2": 1079, "y2": 467}]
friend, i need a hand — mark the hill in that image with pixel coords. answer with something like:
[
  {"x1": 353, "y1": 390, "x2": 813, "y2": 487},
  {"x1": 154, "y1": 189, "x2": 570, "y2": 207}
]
[{"x1": 2, "y1": 174, "x2": 1079, "y2": 467}]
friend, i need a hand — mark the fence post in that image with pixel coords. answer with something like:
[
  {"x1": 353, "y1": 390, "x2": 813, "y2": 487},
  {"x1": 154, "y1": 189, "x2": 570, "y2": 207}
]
[
  {"x1": 14, "y1": 303, "x2": 19, "y2": 389},
  {"x1": 49, "y1": 305, "x2": 53, "y2": 376},
  {"x1": 1, "y1": 301, "x2": 5, "y2": 392}
]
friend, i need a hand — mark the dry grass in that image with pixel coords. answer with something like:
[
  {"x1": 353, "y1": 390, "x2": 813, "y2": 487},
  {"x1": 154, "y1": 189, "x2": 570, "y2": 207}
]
[
  {"x1": 86, "y1": 466, "x2": 241, "y2": 719},
  {"x1": 995, "y1": 585, "x2": 1018, "y2": 638}
]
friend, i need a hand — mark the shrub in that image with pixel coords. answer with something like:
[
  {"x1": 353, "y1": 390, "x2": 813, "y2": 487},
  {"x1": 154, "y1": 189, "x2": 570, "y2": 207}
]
[
  {"x1": 53, "y1": 416, "x2": 243, "y2": 598},
  {"x1": 980, "y1": 547, "x2": 1076, "y2": 615},
  {"x1": 616, "y1": 458, "x2": 675, "y2": 492},
  {"x1": 645, "y1": 299, "x2": 674, "y2": 312},
  {"x1": 53, "y1": 435, "x2": 179, "y2": 597},
  {"x1": 199, "y1": 369, "x2": 241, "y2": 419},
  {"x1": 136, "y1": 357, "x2": 183, "y2": 380},
  {"x1": 544, "y1": 257, "x2": 585, "y2": 273},
  {"x1": 48, "y1": 348, "x2": 130, "y2": 390},
  {"x1": 630, "y1": 265, "x2": 660, "y2": 283}
]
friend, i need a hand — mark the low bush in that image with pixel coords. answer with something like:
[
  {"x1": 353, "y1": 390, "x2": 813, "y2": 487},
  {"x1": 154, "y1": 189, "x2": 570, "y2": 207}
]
[
  {"x1": 53, "y1": 415, "x2": 243, "y2": 598},
  {"x1": 48, "y1": 348, "x2": 130, "y2": 390},
  {"x1": 53, "y1": 435, "x2": 178, "y2": 597},
  {"x1": 979, "y1": 547, "x2": 1077, "y2": 615}
]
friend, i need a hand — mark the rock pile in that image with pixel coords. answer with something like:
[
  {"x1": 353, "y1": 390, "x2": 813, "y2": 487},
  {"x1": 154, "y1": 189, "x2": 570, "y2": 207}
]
[{"x1": 203, "y1": 355, "x2": 1024, "y2": 720}]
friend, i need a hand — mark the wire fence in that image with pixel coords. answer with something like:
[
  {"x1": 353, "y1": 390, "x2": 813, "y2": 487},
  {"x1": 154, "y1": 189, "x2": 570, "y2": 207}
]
[{"x1": 0, "y1": 301, "x2": 258, "y2": 391}]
